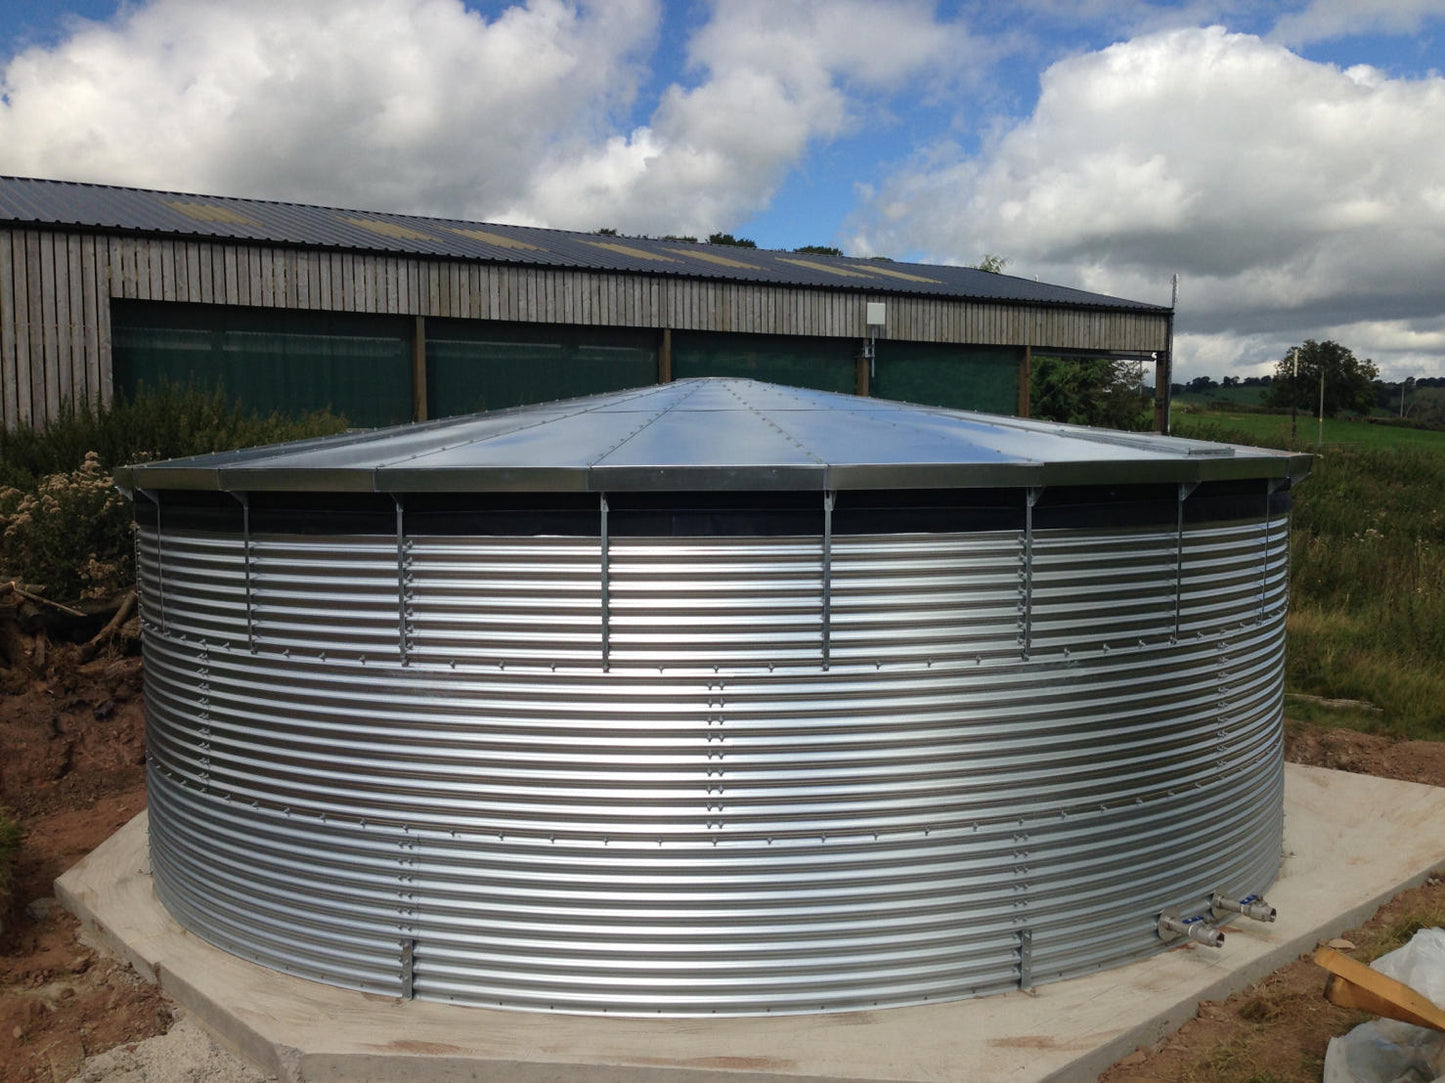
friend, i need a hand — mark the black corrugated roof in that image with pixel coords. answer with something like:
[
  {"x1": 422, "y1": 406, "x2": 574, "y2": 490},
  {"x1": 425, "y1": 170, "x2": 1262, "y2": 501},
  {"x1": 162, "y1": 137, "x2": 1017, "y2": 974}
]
[{"x1": 0, "y1": 175, "x2": 1168, "y2": 312}]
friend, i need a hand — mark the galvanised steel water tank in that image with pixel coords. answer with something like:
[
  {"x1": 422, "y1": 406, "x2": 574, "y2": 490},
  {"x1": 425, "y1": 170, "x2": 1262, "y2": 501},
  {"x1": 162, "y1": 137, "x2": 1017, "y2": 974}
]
[{"x1": 116, "y1": 378, "x2": 1310, "y2": 1015}]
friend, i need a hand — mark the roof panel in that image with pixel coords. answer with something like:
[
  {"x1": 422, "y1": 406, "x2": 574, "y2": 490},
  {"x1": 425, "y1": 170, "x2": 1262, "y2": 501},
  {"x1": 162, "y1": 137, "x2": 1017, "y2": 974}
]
[
  {"x1": 114, "y1": 377, "x2": 1309, "y2": 495},
  {"x1": 0, "y1": 175, "x2": 1168, "y2": 311}
]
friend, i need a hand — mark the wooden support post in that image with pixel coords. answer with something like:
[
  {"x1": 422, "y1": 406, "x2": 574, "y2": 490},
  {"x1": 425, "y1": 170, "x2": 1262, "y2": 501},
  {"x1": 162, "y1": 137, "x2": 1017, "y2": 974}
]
[
  {"x1": 855, "y1": 349, "x2": 870, "y2": 397},
  {"x1": 1153, "y1": 349, "x2": 1172, "y2": 434},
  {"x1": 1017, "y1": 346, "x2": 1032, "y2": 418},
  {"x1": 658, "y1": 327, "x2": 672, "y2": 384},
  {"x1": 411, "y1": 315, "x2": 428, "y2": 422}
]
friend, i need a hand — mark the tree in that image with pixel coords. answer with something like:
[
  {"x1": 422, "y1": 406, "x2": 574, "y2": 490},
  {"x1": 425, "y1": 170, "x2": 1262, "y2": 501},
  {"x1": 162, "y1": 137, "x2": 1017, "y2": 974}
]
[
  {"x1": 1266, "y1": 340, "x2": 1378, "y2": 418},
  {"x1": 793, "y1": 244, "x2": 843, "y2": 256},
  {"x1": 1030, "y1": 356, "x2": 1150, "y2": 431},
  {"x1": 707, "y1": 232, "x2": 756, "y2": 248},
  {"x1": 975, "y1": 253, "x2": 1008, "y2": 274}
]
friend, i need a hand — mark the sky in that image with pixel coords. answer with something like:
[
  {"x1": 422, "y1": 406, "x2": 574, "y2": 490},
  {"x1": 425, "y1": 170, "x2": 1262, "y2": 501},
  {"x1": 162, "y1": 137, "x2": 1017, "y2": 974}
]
[{"x1": 1, "y1": 1, "x2": 1443, "y2": 383}]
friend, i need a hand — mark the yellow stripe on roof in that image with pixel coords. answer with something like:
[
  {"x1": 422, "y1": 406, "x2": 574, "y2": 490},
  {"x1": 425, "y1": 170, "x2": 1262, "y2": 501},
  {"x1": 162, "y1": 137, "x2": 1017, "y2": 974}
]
[
  {"x1": 165, "y1": 200, "x2": 260, "y2": 227},
  {"x1": 776, "y1": 257, "x2": 877, "y2": 279},
  {"x1": 585, "y1": 240, "x2": 678, "y2": 263},
  {"x1": 856, "y1": 263, "x2": 941, "y2": 284},
  {"x1": 445, "y1": 227, "x2": 541, "y2": 251},
  {"x1": 343, "y1": 217, "x2": 440, "y2": 242},
  {"x1": 665, "y1": 247, "x2": 760, "y2": 270}
]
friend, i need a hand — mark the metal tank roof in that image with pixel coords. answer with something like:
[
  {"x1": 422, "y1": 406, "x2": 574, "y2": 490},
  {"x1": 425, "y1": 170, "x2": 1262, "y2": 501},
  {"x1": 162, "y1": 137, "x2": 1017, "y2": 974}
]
[
  {"x1": 0, "y1": 175, "x2": 1165, "y2": 311},
  {"x1": 116, "y1": 378, "x2": 1310, "y2": 495}
]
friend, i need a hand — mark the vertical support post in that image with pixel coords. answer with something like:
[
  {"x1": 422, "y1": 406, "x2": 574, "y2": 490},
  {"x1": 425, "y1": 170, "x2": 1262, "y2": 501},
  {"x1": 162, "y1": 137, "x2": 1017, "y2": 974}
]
[
  {"x1": 139, "y1": 489, "x2": 165, "y2": 631},
  {"x1": 412, "y1": 315, "x2": 428, "y2": 422},
  {"x1": 1174, "y1": 482, "x2": 1198, "y2": 642},
  {"x1": 854, "y1": 349, "x2": 870, "y2": 397},
  {"x1": 1020, "y1": 488, "x2": 1041, "y2": 659},
  {"x1": 600, "y1": 493, "x2": 610, "y2": 671},
  {"x1": 1017, "y1": 345, "x2": 1032, "y2": 418},
  {"x1": 658, "y1": 328, "x2": 672, "y2": 384},
  {"x1": 821, "y1": 491, "x2": 834, "y2": 669},
  {"x1": 400, "y1": 938, "x2": 416, "y2": 1000},
  {"x1": 1153, "y1": 349, "x2": 1173, "y2": 433},
  {"x1": 394, "y1": 496, "x2": 409, "y2": 665},
  {"x1": 232, "y1": 492, "x2": 254, "y2": 652},
  {"x1": 1017, "y1": 928, "x2": 1034, "y2": 991}
]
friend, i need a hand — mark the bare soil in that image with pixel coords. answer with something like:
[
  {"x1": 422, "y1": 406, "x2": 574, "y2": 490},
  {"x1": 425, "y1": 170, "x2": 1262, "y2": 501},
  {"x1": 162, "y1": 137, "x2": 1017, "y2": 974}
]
[{"x1": 0, "y1": 650, "x2": 1442, "y2": 1083}]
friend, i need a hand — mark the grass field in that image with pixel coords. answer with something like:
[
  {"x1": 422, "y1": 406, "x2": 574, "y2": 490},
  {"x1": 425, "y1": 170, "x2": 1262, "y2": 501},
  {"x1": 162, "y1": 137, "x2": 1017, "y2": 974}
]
[
  {"x1": 1174, "y1": 408, "x2": 1445, "y2": 450},
  {"x1": 1173, "y1": 411, "x2": 1445, "y2": 738},
  {"x1": 1171, "y1": 385, "x2": 1268, "y2": 409}
]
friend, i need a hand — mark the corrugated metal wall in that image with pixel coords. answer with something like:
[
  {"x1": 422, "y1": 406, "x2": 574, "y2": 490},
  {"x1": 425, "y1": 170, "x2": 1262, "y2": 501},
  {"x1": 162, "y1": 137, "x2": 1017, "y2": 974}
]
[
  {"x1": 138, "y1": 501, "x2": 1289, "y2": 1015},
  {"x1": 1, "y1": 226, "x2": 1170, "y2": 429}
]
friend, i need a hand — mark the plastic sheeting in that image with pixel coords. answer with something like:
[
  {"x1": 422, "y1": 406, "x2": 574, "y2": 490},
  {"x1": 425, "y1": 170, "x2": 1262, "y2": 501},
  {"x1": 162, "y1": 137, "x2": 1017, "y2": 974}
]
[{"x1": 1323, "y1": 928, "x2": 1445, "y2": 1083}]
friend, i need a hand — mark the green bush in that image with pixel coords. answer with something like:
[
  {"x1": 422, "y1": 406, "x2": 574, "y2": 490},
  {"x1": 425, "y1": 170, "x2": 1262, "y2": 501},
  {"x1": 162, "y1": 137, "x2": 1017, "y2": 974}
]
[
  {"x1": 0, "y1": 382, "x2": 349, "y2": 490},
  {"x1": 0, "y1": 386, "x2": 350, "y2": 604},
  {"x1": 1, "y1": 452, "x2": 135, "y2": 601}
]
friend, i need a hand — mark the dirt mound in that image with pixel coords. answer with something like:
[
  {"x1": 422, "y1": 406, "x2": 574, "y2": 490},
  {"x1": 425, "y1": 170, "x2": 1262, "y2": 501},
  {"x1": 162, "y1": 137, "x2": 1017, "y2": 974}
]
[
  {"x1": 1, "y1": 651, "x2": 154, "y2": 1082},
  {"x1": 1285, "y1": 720, "x2": 1445, "y2": 788}
]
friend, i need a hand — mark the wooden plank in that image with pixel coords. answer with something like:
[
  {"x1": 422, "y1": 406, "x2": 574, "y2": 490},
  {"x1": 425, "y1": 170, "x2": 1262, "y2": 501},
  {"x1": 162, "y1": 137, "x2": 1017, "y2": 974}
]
[
  {"x1": 195, "y1": 244, "x2": 211, "y2": 304},
  {"x1": 248, "y1": 247, "x2": 262, "y2": 307},
  {"x1": 296, "y1": 251, "x2": 311, "y2": 309},
  {"x1": 66, "y1": 233, "x2": 85, "y2": 404},
  {"x1": 96, "y1": 246, "x2": 113, "y2": 406},
  {"x1": 147, "y1": 239, "x2": 164, "y2": 300},
  {"x1": 52, "y1": 233, "x2": 73, "y2": 409},
  {"x1": 122, "y1": 237, "x2": 140, "y2": 299},
  {"x1": 0, "y1": 230, "x2": 16, "y2": 428},
  {"x1": 159, "y1": 240, "x2": 175, "y2": 302},
  {"x1": 12, "y1": 232, "x2": 33, "y2": 425},
  {"x1": 257, "y1": 248, "x2": 273, "y2": 307},
  {"x1": 341, "y1": 252, "x2": 354, "y2": 311},
  {"x1": 1315, "y1": 948, "x2": 1445, "y2": 1032},
  {"x1": 39, "y1": 230, "x2": 62, "y2": 417},
  {"x1": 80, "y1": 236, "x2": 101, "y2": 406}
]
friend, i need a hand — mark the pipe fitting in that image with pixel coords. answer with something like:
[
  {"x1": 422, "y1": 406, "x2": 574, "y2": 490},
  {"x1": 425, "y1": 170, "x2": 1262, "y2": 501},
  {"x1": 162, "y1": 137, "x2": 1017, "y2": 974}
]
[
  {"x1": 1157, "y1": 907, "x2": 1225, "y2": 948},
  {"x1": 1211, "y1": 892, "x2": 1277, "y2": 923}
]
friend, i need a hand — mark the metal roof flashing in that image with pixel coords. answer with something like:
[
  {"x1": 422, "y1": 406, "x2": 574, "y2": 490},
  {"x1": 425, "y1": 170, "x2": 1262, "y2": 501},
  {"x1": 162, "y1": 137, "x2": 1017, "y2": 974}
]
[{"x1": 114, "y1": 378, "x2": 1310, "y2": 496}]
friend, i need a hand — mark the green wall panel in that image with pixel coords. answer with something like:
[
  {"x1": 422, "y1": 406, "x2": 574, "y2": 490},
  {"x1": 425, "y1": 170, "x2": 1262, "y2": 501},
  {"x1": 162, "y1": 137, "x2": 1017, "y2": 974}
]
[
  {"x1": 872, "y1": 342, "x2": 1019, "y2": 414},
  {"x1": 112, "y1": 302, "x2": 413, "y2": 427},
  {"x1": 426, "y1": 321, "x2": 657, "y2": 416},
  {"x1": 672, "y1": 332, "x2": 856, "y2": 394}
]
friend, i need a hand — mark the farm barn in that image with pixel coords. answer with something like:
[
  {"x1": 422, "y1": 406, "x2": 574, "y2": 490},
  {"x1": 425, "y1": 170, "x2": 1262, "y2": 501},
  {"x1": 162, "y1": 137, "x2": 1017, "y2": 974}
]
[{"x1": 0, "y1": 175, "x2": 1173, "y2": 430}]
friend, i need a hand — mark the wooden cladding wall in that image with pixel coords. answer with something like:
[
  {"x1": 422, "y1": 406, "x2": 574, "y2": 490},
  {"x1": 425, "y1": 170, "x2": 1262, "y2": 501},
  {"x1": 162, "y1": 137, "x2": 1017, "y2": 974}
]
[{"x1": 1, "y1": 227, "x2": 1170, "y2": 429}]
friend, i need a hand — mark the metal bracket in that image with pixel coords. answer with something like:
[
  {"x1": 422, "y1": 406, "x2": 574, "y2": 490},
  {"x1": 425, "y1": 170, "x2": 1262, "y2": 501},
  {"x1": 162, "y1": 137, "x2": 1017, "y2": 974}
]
[
  {"x1": 1017, "y1": 927, "x2": 1034, "y2": 991},
  {"x1": 138, "y1": 488, "x2": 165, "y2": 632},
  {"x1": 1020, "y1": 488, "x2": 1042, "y2": 658},
  {"x1": 600, "y1": 493, "x2": 610, "y2": 672},
  {"x1": 231, "y1": 492, "x2": 254, "y2": 652},
  {"x1": 1173, "y1": 482, "x2": 1198, "y2": 642},
  {"x1": 400, "y1": 937, "x2": 416, "y2": 1000},
  {"x1": 394, "y1": 496, "x2": 409, "y2": 665},
  {"x1": 822, "y1": 491, "x2": 834, "y2": 670}
]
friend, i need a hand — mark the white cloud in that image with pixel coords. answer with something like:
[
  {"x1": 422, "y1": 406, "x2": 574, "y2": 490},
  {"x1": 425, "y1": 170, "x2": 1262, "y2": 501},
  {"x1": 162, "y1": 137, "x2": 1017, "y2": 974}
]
[
  {"x1": 1270, "y1": 0, "x2": 1445, "y2": 46},
  {"x1": 852, "y1": 26, "x2": 1445, "y2": 380},
  {"x1": 509, "y1": 0, "x2": 988, "y2": 233},
  {"x1": 0, "y1": 0, "x2": 660, "y2": 218},
  {"x1": 0, "y1": 0, "x2": 983, "y2": 236}
]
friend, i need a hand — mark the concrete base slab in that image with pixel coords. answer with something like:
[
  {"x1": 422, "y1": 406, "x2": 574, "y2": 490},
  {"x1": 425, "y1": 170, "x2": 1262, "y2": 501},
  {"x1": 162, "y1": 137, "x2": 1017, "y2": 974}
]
[{"x1": 57, "y1": 764, "x2": 1445, "y2": 1083}]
